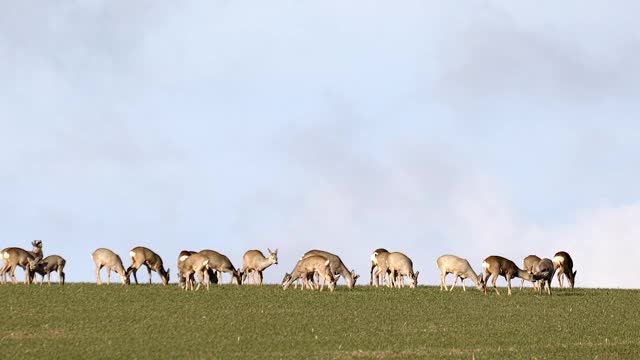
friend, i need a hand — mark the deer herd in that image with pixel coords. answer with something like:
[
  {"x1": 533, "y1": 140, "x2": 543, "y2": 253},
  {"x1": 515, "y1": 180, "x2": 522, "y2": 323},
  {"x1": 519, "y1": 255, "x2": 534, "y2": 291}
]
[{"x1": 0, "y1": 240, "x2": 577, "y2": 295}]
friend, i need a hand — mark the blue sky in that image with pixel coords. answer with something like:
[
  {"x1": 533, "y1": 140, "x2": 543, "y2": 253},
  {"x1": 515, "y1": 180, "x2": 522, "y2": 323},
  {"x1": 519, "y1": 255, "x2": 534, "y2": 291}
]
[{"x1": 2, "y1": 2, "x2": 639, "y2": 287}]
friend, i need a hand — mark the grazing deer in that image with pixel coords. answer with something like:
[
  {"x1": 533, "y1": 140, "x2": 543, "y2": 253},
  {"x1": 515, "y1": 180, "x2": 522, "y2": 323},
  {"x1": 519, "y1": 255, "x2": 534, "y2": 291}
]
[
  {"x1": 436, "y1": 254, "x2": 484, "y2": 291},
  {"x1": 198, "y1": 250, "x2": 242, "y2": 285},
  {"x1": 385, "y1": 252, "x2": 419, "y2": 288},
  {"x1": 282, "y1": 255, "x2": 335, "y2": 292},
  {"x1": 553, "y1": 251, "x2": 577, "y2": 289},
  {"x1": 28, "y1": 255, "x2": 66, "y2": 285},
  {"x1": 370, "y1": 248, "x2": 390, "y2": 286},
  {"x1": 241, "y1": 248, "x2": 278, "y2": 285},
  {"x1": 177, "y1": 253, "x2": 211, "y2": 291},
  {"x1": 92, "y1": 248, "x2": 129, "y2": 285},
  {"x1": 482, "y1": 255, "x2": 534, "y2": 295},
  {"x1": 302, "y1": 250, "x2": 359, "y2": 289},
  {"x1": 520, "y1": 255, "x2": 541, "y2": 290},
  {"x1": 126, "y1": 246, "x2": 170, "y2": 285},
  {"x1": 1, "y1": 240, "x2": 44, "y2": 284},
  {"x1": 531, "y1": 258, "x2": 554, "y2": 295}
]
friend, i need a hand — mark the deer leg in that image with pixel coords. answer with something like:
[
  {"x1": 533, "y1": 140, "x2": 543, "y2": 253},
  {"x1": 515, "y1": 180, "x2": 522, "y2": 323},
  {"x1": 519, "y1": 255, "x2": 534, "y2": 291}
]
[
  {"x1": 8, "y1": 265, "x2": 17, "y2": 284},
  {"x1": 462, "y1": 278, "x2": 467, "y2": 292},
  {"x1": 258, "y1": 271, "x2": 263, "y2": 285},
  {"x1": 557, "y1": 272, "x2": 564, "y2": 288},
  {"x1": 46, "y1": 272, "x2": 51, "y2": 285},
  {"x1": 107, "y1": 268, "x2": 112, "y2": 285},
  {"x1": 450, "y1": 275, "x2": 458, "y2": 292},
  {"x1": 492, "y1": 275, "x2": 500, "y2": 295},
  {"x1": 146, "y1": 265, "x2": 152, "y2": 284},
  {"x1": 369, "y1": 264, "x2": 375, "y2": 286},
  {"x1": 95, "y1": 265, "x2": 102, "y2": 285},
  {"x1": 506, "y1": 276, "x2": 512, "y2": 295}
]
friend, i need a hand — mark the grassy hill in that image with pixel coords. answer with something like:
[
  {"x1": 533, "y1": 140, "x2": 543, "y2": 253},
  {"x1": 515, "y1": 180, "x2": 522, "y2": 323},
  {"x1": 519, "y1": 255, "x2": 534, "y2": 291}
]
[{"x1": 1, "y1": 284, "x2": 638, "y2": 359}]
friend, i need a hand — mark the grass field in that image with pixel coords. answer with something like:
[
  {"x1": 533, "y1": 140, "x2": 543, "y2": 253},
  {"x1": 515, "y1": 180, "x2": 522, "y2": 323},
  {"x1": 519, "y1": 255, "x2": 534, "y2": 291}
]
[{"x1": 1, "y1": 283, "x2": 639, "y2": 359}]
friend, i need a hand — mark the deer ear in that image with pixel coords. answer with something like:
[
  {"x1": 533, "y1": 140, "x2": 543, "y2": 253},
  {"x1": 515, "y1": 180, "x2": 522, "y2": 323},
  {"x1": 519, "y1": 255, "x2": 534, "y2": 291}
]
[{"x1": 267, "y1": 248, "x2": 272, "y2": 253}]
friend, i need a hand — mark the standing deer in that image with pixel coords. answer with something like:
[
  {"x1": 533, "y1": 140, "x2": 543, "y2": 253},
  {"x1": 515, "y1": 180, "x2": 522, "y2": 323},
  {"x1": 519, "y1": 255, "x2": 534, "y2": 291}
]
[
  {"x1": 177, "y1": 253, "x2": 211, "y2": 291},
  {"x1": 303, "y1": 250, "x2": 359, "y2": 289},
  {"x1": 1, "y1": 240, "x2": 44, "y2": 284},
  {"x1": 126, "y1": 246, "x2": 170, "y2": 285},
  {"x1": 282, "y1": 255, "x2": 336, "y2": 292},
  {"x1": 436, "y1": 254, "x2": 484, "y2": 291},
  {"x1": 553, "y1": 251, "x2": 577, "y2": 289},
  {"x1": 520, "y1": 255, "x2": 541, "y2": 290},
  {"x1": 92, "y1": 248, "x2": 129, "y2": 285},
  {"x1": 531, "y1": 258, "x2": 554, "y2": 295},
  {"x1": 482, "y1": 255, "x2": 535, "y2": 295},
  {"x1": 198, "y1": 250, "x2": 242, "y2": 285},
  {"x1": 370, "y1": 248, "x2": 390, "y2": 286},
  {"x1": 241, "y1": 248, "x2": 278, "y2": 285},
  {"x1": 28, "y1": 255, "x2": 66, "y2": 285},
  {"x1": 384, "y1": 252, "x2": 419, "y2": 288}
]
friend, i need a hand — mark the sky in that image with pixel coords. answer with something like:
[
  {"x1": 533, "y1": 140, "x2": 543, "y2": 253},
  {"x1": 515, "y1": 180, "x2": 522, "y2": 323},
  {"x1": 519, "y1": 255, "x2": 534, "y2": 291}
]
[{"x1": 1, "y1": 1, "x2": 639, "y2": 288}]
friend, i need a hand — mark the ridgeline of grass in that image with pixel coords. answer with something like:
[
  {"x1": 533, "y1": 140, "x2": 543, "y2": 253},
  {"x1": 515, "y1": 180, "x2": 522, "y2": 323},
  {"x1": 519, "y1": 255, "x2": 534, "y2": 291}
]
[{"x1": 1, "y1": 283, "x2": 639, "y2": 359}]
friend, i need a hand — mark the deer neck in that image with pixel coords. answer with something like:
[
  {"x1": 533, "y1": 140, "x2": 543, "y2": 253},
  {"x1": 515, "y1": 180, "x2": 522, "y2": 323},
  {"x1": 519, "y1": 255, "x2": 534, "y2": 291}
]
[{"x1": 517, "y1": 268, "x2": 533, "y2": 280}]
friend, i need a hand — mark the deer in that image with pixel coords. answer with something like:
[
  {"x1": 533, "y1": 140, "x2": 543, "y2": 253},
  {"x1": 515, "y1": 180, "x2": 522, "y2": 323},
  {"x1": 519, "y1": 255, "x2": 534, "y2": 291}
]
[
  {"x1": 126, "y1": 246, "x2": 170, "y2": 285},
  {"x1": 92, "y1": 248, "x2": 129, "y2": 285},
  {"x1": 28, "y1": 255, "x2": 66, "y2": 285},
  {"x1": 282, "y1": 255, "x2": 336, "y2": 292},
  {"x1": 520, "y1": 255, "x2": 541, "y2": 290},
  {"x1": 302, "y1": 250, "x2": 359, "y2": 289},
  {"x1": 384, "y1": 252, "x2": 419, "y2": 288},
  {"x1": 370, "y1": 248, "x2": 390, "y2": 286},
  {"x1": 530, "y1": 258, "x2": 554, "y2": 295},
  {"x1": 177, "y1": 252, "x2": 211, "y2": 291},
  {"x1": 436, "y1": 254, "x2": 484, "y2": 291},
  {"x1": 1, "y1": 240, "x2": 44, "y2": 284},
  {"x1": 240, "y1": 248, "x2": 278, "y2": 285},
  {"x1": 553, "y1": 251, "x2": 577, "y2": 289},
  {"x1": 482, "y1": 255, "x2": 535, "y2": 295},
  {"x1": 198, "y1": 250, "x2": 242, "y2": 285}
]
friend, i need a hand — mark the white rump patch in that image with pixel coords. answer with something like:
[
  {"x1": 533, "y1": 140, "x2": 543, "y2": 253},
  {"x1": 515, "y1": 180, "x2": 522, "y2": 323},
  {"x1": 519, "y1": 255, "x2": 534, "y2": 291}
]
[
  {"x1": 129, "y1": 251, "x2": 136, "y2": 258},
  {"x1": 2, "y1": 252, "x2": 9, "y2": 259},
  {"x1": 202, "y1": 260, "x2": 209, "y2": 266},
  {"x1": 482, "y1": 261, "x2": 489, "y2": 270},
  {"x1": 179, "y1": 255, "x2": 189, "y2": 262},
  {"x1": 370, "y1": 253, "x2": 377, "y2": 262},
  {"x1": 552, "y1": 256, "x2": 562, "y2": 267}
]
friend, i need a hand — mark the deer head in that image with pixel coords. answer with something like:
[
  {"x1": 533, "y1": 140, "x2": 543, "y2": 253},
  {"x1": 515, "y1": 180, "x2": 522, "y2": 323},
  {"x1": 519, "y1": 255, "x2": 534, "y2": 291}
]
[
  {"x1": 408, "y1": 271, "x2": 420, "y2": 288},
  {"x1": 281, "y1": 273, "x2": 292, "y2": 289},
  {"x1": 267, "y1": 248, "x2": 278, "y2": 265},
  {"x1": 476, "y1": 273, "x2": 485, "y2": 290}
]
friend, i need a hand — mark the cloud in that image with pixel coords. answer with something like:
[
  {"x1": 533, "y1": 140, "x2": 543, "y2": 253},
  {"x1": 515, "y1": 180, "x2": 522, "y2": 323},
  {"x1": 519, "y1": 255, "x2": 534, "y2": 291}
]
[{"x1": 1, "y1": 1, "x2": 639, "y2": 288}]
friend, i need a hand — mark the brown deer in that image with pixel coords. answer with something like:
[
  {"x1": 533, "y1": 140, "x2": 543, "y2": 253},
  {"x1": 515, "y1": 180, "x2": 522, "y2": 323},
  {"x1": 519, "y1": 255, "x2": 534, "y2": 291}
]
[
  {"x1": 436, "y1": 254, "x2": 484, "y2": 291},
  {"x1": 520, "y1": 255, "x2": 541, "y2": 290},
  {"x1": 385, "y1": 252, "x2": 419, "y2": 288},
  {"x1": 553, "y1": 251, "x2": 577, "y2": 289},
  {"x1": 531, "y1": 258, "x2": 554, "y2": 295},
  {"x1": 302, "y1": 250, "x2": 359, "y2": 289},
  {"x1": 482, "y1": 255, "x2": 534, "y2": 295},
  {"x1": 177, "y1": 253, "x2": 211, "y2": 291},
  {"x1": 198, "y1": 250, "x2": 242, "y2": 285},
  {"x1": 282, "y1": 255, "x2": 336, "y2": 292},
  {"x1": 1, "y1": 240, "x2": 44, "y2": 284},
  {"x1": 92, "y1": 248, "x2": 129, "y2": 285},
  {"x1": 28, "y1": 255, "x2": 66, "y2": 285},
  {"x1": 126, "y1": 246, "x2": 170, "y2": 285},
  {"x1": 241, "y1": 248, "x2": 278, "y2": 285},
  {"x1": 369, "y1": 248, "x2": 390, "y2": 286}
]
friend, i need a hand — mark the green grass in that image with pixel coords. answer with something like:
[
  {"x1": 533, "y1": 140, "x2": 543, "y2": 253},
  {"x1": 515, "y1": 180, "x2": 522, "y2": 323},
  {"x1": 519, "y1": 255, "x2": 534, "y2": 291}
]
[{"x1": 1, "y1": 284, "x2": 639, "y2": 359}]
